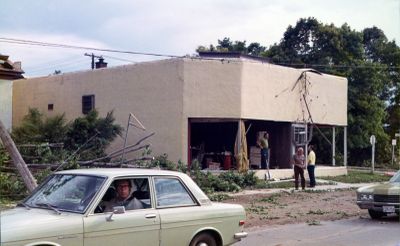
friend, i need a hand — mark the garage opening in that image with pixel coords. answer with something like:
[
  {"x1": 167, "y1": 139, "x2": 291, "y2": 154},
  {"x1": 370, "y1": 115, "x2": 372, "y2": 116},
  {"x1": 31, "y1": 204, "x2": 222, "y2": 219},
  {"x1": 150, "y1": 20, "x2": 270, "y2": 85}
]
[
  {"x1": 188, "y1": 118, "x2": 292, "y2": 170},
  {"x1": 189, "y1": 119, "x2": 237, "y2": 170}
]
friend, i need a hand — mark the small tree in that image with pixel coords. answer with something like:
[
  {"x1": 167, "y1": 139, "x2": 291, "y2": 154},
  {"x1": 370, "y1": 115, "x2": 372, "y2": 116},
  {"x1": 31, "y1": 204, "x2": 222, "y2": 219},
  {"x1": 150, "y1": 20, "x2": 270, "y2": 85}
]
[
  {"x1": 12, "y1": 108, "x2": 123, "y2": 163},
  {"x1": 65, "y1": 110, "x2": 123, "y2": 161}
]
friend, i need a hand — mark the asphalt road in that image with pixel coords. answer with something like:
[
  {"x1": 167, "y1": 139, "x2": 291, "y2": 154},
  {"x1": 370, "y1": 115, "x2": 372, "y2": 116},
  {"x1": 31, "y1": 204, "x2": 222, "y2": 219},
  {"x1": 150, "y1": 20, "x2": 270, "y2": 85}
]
[{"x1": 238, "y1": 216, "x2": 400, "y2": 246}]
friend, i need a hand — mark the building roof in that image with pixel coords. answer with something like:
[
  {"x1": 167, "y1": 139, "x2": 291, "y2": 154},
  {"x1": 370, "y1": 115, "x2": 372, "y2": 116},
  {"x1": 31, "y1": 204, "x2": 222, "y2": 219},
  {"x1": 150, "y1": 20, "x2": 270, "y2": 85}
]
[
  {"x1": 0, "y1": 54, "x2": 24, "y2": 80},
  {"x1": 198, "y1": 51, "x2": 272, "y2": 63}
]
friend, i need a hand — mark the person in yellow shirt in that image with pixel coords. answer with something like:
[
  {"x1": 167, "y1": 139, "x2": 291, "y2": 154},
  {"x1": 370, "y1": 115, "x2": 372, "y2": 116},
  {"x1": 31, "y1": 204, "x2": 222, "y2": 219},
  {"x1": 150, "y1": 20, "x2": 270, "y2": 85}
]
[
  {"x1": 307, "y1": 145, "x2": 316, "y2": 187},
  {"x1": 257, "y1": 132, "x2": 269, "y2": 169}
]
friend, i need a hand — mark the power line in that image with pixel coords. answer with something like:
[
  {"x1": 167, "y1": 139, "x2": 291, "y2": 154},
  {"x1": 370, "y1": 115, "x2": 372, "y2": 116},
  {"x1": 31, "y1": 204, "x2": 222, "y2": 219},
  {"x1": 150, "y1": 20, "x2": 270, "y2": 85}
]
[
  {"x1": 26, "y1": 57, "x2": 88, "y2": 72},
  {"x1": 102, "y1": 55, "x2": 137, "y2": 63},
  {"x1": 274, "y1": 62, "x2": 400, "y2": 69},
  {"x1": 0, "y1": 37, "x2": 183, "y2": 59},
  {"x1": 1, "y1": 37, "x2": 399, "y2": 70}
]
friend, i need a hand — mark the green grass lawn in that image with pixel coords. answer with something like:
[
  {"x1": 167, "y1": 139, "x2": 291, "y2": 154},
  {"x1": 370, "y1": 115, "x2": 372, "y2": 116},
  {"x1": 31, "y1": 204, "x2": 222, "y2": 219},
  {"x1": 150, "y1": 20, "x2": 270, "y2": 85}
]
[{"x1": 320, "y1": 170, "x2": 392, "y2": 183}]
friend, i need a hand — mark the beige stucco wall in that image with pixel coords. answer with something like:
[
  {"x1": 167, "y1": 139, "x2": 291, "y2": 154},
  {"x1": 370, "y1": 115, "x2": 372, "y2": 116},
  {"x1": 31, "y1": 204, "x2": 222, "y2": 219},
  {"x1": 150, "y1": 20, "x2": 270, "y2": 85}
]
[
  {"x1": 183, "y1": 59, "x2": 243, "y2": 118},
  {"x1": 13, "y1": 59, "x2": 185, "y2": 162},
  {"x1": 241, "y1": 62, "x2": 347, "y2": 125},
  {"x1": 0, "y1": 80, "x2": 13, "y2": 131},
  {"x1": 12, "y1": 58, "x2": 347, "y2": 163}
]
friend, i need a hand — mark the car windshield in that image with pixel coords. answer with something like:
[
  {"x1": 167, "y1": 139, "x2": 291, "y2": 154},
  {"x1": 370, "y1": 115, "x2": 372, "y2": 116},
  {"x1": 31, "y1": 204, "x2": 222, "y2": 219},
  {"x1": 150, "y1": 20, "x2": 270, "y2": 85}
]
[
  {"x1": 25, "y1": 174, "x2": 106, "y2": 214},
  {"x1": 389, "y1": 171, "x2": 400, "y2": 183}
]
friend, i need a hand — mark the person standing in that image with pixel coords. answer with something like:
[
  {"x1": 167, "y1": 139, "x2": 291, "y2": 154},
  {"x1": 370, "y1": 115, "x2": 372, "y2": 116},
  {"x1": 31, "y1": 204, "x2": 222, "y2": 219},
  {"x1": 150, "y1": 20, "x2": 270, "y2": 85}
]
[
  {"x1": 307, "y1": 145, "x2": 316, "y2": 187},
  {"x1": 258, "y1": 132, "x2": 269, "y2": 170},
  {"x1": 293, "y1": 147, "x2": 306, "y2": 190}
]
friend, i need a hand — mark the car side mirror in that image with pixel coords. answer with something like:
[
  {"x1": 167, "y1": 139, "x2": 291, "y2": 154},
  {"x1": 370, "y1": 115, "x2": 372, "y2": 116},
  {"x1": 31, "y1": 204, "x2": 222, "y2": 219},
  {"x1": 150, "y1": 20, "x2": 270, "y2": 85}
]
[
  {"x1": 113, "y1": 206, "x2": 126, "y2": 214},
  {"x1": 106, "y1": 206, "x2": 125, "y2": 222}
]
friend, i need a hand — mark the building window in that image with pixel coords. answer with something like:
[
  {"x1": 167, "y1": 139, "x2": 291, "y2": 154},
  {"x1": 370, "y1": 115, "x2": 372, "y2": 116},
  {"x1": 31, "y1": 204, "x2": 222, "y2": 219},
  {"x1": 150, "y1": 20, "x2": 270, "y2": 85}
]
[
  {"x1": 82, "y1": 95, "x2": 95, "y2": 114},
  {"x1": 293, "y1": 124, "x2": 306, "y2": 145},
  {"x1": 48, "y1": 104, "x2": 54, "y2": 111}
]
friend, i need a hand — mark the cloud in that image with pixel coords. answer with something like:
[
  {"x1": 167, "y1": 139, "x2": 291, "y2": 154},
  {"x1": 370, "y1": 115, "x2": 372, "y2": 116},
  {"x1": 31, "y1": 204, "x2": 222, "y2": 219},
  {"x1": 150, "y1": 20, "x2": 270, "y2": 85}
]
[{"x1": 1, "y1": 0, "x2": 398, "y2": 77}]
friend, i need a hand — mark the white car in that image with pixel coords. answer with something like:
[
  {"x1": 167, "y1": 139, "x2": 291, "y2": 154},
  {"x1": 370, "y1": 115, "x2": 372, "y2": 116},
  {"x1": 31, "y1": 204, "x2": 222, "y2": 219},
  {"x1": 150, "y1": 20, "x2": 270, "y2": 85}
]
[{"x1": 1, "y1": 168, "x2": 247, "y2": 246}]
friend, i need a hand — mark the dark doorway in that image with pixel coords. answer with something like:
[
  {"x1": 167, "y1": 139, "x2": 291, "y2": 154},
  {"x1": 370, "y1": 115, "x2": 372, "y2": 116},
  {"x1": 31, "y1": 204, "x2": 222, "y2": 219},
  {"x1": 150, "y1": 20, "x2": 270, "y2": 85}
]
[
  {"x1": 245, "y1": 120, "x2": 292, "y2": 169},
  {"x1": 188, "y1": 118, "x2": 292, "y2": 170},
  {"x1": 189, "y1": 119, "x2": 237, "y2": 170}
]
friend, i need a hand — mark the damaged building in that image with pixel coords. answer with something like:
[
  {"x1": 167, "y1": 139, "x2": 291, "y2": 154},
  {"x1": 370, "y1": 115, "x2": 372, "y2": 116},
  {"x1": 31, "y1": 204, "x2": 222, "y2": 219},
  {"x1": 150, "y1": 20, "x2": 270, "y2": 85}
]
[
  {"x1": 12, "y1": 52, "x2": 348, "y2": 175},
  {"x1": 0, "y1": 54, "x2": 24, "y2": 131}
]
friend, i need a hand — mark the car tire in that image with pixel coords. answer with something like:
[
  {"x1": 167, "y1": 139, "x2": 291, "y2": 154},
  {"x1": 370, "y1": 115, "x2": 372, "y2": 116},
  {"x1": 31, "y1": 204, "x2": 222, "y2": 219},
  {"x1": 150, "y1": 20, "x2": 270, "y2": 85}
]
[
  {"x1": 368, "y1": 209, "x2": 384, "y2": 219},
  {"x1": 189, "y1": 232, "x2": 217, "y2": 246}
]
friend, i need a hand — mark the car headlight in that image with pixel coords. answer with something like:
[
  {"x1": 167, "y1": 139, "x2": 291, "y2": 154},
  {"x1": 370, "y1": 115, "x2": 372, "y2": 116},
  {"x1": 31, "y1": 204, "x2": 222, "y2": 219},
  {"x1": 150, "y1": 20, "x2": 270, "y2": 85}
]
[{"x1": 358, "y1": 193, "x2": 374, "y2": 201}]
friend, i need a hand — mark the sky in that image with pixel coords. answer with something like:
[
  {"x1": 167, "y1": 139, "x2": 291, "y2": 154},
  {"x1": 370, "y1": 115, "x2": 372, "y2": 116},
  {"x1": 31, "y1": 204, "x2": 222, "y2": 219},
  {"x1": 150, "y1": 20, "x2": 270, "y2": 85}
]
[{"x1": 1, "y1": 0, "x2": 399, "y2": 77}]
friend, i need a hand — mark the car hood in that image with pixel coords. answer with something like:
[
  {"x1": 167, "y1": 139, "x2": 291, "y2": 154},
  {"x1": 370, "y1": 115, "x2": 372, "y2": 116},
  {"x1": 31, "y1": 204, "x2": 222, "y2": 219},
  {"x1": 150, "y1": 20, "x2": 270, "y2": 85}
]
[
  {"x1": 1, "y1": 207, "x2": 83, "y2": 243},
  {"x1": 357, "y1": 182, "x2": 400, "y2": 195}
]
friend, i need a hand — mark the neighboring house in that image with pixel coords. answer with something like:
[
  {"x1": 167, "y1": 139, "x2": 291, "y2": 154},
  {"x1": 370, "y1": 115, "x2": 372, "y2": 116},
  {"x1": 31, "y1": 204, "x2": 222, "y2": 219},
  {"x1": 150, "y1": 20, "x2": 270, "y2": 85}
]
[
  {"x1": 12, "y1": 53, "x2": 347, "y2": 170},
  {"x1": 0, "y1": 55, "x2": 24, "y2": 131}
]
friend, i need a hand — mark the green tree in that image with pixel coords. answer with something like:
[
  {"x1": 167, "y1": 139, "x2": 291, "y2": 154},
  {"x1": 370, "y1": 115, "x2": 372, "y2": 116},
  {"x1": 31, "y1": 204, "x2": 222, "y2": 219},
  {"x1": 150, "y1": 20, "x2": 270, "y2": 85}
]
[
  {"x1": 65, "y1": 110, "x2": 123, "y2": 160},
  {"x1": 12, "y1": 109, "x2": 122, "y2": 163},
  {"x1": 196, "y1": 37, "x2": 266, "y2": 55},
  {"x1": 12, "y1": 108, "x2": 68, "y2": 144}
]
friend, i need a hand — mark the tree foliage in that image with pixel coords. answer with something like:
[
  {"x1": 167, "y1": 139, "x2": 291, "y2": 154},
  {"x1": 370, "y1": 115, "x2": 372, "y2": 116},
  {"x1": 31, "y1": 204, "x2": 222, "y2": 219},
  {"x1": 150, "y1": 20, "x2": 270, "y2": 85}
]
[
  {"x1": 12, "y1": 109, "x2": 123, "y2": 163},
  {"x1": 65, "y1": 110, "x2": 123, "y2": 160},
  {"x1": 197, "y1": 37, "x2": 266, "y2": 56},
  {"x1": 198, "y1": 17, "x2": 400, "y2": 165}
]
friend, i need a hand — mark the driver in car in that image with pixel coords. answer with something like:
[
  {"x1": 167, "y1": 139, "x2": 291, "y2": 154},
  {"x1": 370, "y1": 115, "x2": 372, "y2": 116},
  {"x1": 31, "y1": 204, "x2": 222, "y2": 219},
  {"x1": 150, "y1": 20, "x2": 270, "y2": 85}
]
[{"x1": 103, "y1": 179, "x2": 143, "y2": 212}]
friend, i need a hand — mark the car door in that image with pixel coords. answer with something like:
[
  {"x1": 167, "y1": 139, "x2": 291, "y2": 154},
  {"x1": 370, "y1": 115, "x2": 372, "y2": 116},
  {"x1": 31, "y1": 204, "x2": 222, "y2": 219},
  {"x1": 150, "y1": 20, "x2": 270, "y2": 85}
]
[
  {"x1": 83, "y1": 177, "x2": 160, "y2": 246},
  {"x1": 154, "y1": 176, "x2": 205, "y2": 246}
]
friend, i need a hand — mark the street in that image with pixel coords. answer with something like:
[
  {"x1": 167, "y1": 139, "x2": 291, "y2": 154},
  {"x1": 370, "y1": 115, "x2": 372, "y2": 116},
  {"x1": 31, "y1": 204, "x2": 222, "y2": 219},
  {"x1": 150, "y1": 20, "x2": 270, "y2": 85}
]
[{"x1": 238, "y1": 216, "x2": 400, "y2": 246}]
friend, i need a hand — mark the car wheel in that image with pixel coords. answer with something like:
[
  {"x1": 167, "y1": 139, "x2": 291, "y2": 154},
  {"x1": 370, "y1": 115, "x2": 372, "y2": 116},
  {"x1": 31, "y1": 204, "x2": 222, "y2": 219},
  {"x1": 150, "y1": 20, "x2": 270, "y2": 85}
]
[
  {"x1": 368, "y1": 209, "x2": 384, "y2": 219},
  {"x1": 189, "y1": 233, "x2": 217, "y2": 246}
]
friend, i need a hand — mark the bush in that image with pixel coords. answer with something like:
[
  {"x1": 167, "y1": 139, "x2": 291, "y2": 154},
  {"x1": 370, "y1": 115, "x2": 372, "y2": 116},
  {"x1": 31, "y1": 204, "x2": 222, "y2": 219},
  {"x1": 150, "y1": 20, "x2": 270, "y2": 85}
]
[
  {"x1": 187, "y1": 161, "x2": 259, "y2": 194},
  {"x1": 12, "y1": 108, "x2": 122, "y2": 163},
  {"x1": 150, "y1": 154, "x2": 177, "y2": 170}
]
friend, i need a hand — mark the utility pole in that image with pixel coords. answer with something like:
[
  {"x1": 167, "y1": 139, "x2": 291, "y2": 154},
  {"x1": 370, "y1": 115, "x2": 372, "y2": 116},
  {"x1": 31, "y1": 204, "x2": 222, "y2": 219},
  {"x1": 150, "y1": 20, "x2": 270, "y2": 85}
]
[
  {"x1": 396, "y1": 131, "x2": 400, "y2": 170},
  {"x1": 84, "y1": 53, "x2": 103, "y2": 70},
  {"x1": 0, "y1": 120, "x2": 37, "y2": 192}
]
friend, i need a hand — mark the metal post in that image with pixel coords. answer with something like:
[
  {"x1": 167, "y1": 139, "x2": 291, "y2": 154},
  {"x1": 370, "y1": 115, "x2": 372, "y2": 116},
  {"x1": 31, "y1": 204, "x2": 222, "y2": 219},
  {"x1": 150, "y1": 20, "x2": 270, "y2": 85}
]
[
  {"x1": 332, "y1": 127, "x2": 336, "y2": 166},
  {"x1": 372, "y1": 143, "x2": 375, "y2": 173},
  {"x1": 391, "y1": 139, "x2": 396, "y2": 167},
  {"x1": 392, "y1": 144, "x2": 395, "y2": 167},
  {"x1": 121, "y1": 114, "x2": 131, "y2": 164},
  {"x1": 396, "y1": 132, "x2": 400, "y2": 170},
  {"x1": 370, "y1": 135, "x2": 376, "y2": 174},
  {"x1": 305, "y1": 124, "x2": 308, "y2": 169},
  {"x1": 344, "y1": 127, "x2": 347, "y2": 167}
]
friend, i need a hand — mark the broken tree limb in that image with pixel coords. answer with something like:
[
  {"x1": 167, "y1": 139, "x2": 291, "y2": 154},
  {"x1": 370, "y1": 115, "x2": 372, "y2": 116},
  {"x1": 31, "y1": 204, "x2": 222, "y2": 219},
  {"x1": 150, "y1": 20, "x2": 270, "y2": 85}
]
[
  {"x1": 107, "y1": 132, "x2": 155, "y2": 160},
  {"x1": 0, "y1": 120, "x2": 37, "y2": 192},
  {"x1": 54, "y1": 130, "x2": 99, "y2": 172},
  {"x1": 80, "y1": 144, "x2": 151, "y2": 165}
]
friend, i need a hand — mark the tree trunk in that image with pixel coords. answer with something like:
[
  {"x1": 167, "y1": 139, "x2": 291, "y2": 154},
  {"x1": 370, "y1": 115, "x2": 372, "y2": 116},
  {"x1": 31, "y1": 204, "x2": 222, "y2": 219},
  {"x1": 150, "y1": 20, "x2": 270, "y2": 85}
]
[{"x1": 0, "y1": 120, "x2": 37, "y2": 192}]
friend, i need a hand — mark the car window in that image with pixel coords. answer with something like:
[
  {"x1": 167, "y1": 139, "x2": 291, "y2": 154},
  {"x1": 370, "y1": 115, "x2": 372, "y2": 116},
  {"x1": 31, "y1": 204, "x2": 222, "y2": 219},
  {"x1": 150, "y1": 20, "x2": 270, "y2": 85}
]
[
  {"x1": 389, "y1": 171, "x2": 400, "y2": 183},
  {"x1": 95, "y1": 177, "x2": 151, "y2": 213},
  {"x1": 25, "y1": 174, "x2": 105, "y2": 213},
  {"x1": 154, "y1": 177, "x2": 196, "y2": 207}
]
